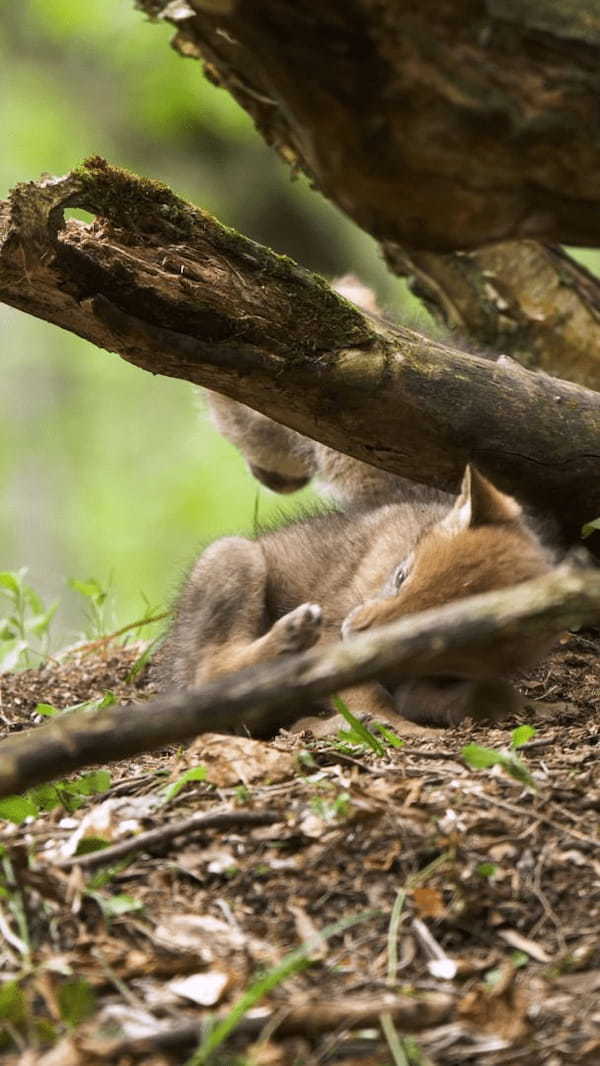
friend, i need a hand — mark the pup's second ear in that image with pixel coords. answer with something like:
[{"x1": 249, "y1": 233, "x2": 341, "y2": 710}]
[{"x1": 442, "y1": 465, "x2": 522, "y2": 533}]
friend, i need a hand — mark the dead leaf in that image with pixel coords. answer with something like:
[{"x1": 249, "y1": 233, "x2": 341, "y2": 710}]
[
  {"x1": 459, "y1": 978, "x2": 530, "y2": 1041},
  {"x1": 48, "y1": 796, "x2": 151, "y2": 861},
  {"x1": 289, "y1": 905, "x2": 327, "y2": 959},
  {"x1": 413, "y1": 886, "x2": 446, "y2": 919},
  {"x1": 153, "y1": 913, "x2": 245, "y2": 959},
  {"x1": 184, "y1": 733, "x2": 295, "y2": 786}
]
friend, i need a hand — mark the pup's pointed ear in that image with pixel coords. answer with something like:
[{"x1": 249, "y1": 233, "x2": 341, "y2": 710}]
[
  {"x1": 467, "y1": 466, "x2": 522, "y2": 526},
  {"x1": 441, "y1": 465, "x2": 522, "y2": 533}
]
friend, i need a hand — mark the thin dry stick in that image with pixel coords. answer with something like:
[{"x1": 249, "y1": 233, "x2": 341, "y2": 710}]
[
  {"x1": 67, "y1": 611, "x2": 170, "y2": 655},
  {"x1": 477, "y1": 793, "x2": 598, "y2": 850},
  {"x1": 56, "y1": 809, "x2": 282, "y2": 870},
  {"x1": 86, "y1": 991, "x2": 454, "y2": 1058}
]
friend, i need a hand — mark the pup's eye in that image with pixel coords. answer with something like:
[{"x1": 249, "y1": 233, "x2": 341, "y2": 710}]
[{"x1": 393, "y1": 563, "x2": 407, "y2": 589}]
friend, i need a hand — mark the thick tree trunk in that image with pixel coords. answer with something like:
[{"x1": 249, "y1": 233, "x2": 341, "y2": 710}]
[
  {"x1": 139, "y1": 1, "x2": 600, "y2": 385},
  {"x1": 1, "y1": 160, "x2": 600, "y2": 545},
  {"x1": 144, "y1": 0, "x2": 600, "y2": 251}
]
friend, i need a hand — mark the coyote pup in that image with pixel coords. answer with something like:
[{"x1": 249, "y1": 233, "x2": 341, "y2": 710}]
[{"x1": 154, "y1": 466, "x2": 554, "y2": 734}]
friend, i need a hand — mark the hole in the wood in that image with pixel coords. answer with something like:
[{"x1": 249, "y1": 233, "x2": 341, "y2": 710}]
[{"x1": 64, "y1": 208, "x2": 96, "y2": 225}]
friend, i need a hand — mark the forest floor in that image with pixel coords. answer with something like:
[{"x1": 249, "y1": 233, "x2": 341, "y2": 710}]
[{"x1": 0, "y1": 630, "x2": 599, "y2": 1066}]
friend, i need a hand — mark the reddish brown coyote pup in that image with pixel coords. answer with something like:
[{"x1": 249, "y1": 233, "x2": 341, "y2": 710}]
[{"x1": 154, "y1": 465, "x2": 554, "y2": 735}]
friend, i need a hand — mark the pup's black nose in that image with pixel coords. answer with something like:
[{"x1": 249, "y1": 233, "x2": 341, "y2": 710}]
[{"x1": 249, "y1": 463, "x2": 310, "y2": 494}]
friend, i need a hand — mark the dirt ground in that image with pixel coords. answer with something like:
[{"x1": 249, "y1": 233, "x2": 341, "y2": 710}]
[{"x1": 0, "y1": 630, "x2": 599, "y2": 1066}]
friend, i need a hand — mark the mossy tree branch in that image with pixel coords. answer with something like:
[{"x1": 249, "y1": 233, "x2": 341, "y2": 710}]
[{"x1": 1, "y1": 159, "x2": 600, "y2": 544}]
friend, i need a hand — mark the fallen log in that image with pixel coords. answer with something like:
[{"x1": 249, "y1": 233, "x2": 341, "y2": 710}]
[{"x1": 1, "y1": 160, "x2": 600, "y2": 543}]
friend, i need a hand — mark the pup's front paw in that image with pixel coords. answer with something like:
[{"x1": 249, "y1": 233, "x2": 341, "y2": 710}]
[{"x1": 274, "y1": 602, "x2": 322, "y2": 653}]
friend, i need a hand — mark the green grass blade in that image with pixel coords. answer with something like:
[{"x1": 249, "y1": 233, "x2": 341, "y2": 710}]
[{"x1": 186, "y1": 908, "x2": 380, "y2": 1065}]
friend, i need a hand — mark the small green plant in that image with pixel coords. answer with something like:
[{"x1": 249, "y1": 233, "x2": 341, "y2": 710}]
[
  {"x1": 462, "y1": 725, "x2": 537, "y2": 787},
  {"x1": 0, "y1": 566, "x2": 165, "y2": 675},
  {"x1": 86, "y1": 891, "x2": 144, "y2": 921},
  {"x1": 57, "y1": 978, "x2": 97, "y2": 1028},
  {"x1": 476, "y1": 861, "x2": 498, "y2": 879},
  {"x1": 371, "y1": 721, "x2": 405, "y2": 748},
  {"x1": 0, "y1": 569, "x2": 57, "y2": 671},
  {"x1": 334, "y1": 696, "x2": 403, "y2": 756},
  {"x1": 39, "y1": 692, "x2": 117, "y2": 723},
  {"x1": 0, "y1": 980, "x2": 26, "y2": 1036},
  {"x1": 485, "y1": 950, "x2": 529, "y2": 986},
  {"x1": 297, "y1": 749, "x2": 318, "y2": 770},
  {"x1": 34, "y1": 702, "x2": 60, "y2": 717},
  {"x1": 0, "y1": 770, "x2": 112, "y2": 824},
  {"x1": 126, "y1": 630, "x2": 164, "y2": 680},
  {"x1": 69, "y1": 576, "x2": 112, "y2": 640},
  {"x1": 310, "y1": 789, "x2": 352, "y2": 822},
  {"x1": 0, "y1": 851, "x2": 30, "y2": 959},
  {"x1": 0, "y1": 795, "x2": 38, "y2": 824},
  {"x1": 581, "y1": 516, "x2": 600, "y2": 538},
  {"x1": 86, "y1": 860, "x2": 133, "y2": 891},
  {"x1": 160, "y1": 765, "x2": 208, "y2": 804}
]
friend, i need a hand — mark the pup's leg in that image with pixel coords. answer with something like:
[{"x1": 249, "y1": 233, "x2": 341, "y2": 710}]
[
  {"x1": 155, "y1": 536, "x2": 322, "y2": 689},
  {"x1": 293, "y1": 683, "x2": 437, "y2": 738},
  {"x1": 391, "y1": 677, "x2": 521, "y2": 727}
]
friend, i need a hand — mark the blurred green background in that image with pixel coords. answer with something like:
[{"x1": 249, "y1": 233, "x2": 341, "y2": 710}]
[
  {"x1": 0, "y1": 1, "x2": 416, "y2": 648},
  {"x1": 2, "y1": 3, "x2": 599, "y2": 651}
]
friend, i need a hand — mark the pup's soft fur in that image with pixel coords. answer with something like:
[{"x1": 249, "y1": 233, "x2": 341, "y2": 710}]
[{"x1": 154, "y1": 466, "x2": 554, "y2": 734}]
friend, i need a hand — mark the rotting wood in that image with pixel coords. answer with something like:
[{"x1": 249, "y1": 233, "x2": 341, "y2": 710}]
[
  {"x1": 1, "y1": 161, "x2": 600, "y2": 544},
  {"x1": 386, "y1": 242, "x2": 600, "y2": 390},
  {"x1": 2, "y1": 562, "x2": 600, "y2": 798}
]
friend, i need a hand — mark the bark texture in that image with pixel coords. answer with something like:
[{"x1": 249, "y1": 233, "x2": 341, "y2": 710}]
[
  {"x1": 138, "y1": 1, "x2": 600, "y2": 383},
  {"x1": 0, "y1": 561, "x2": 599, "y2": 797},
  {"x1": 143, "y1": 0, "x2": 600, "y2": 252},
  {"x1": 1, "y1": 160, "x2": 600, "y2": 544},
  {"x1": 386, "y1": 242, "x2": 600, "y2": 390}
]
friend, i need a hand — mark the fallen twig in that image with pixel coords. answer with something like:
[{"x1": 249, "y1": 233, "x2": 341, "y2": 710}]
[
  {"x1": 2, "y1": 563, "x2": 600, "y2": 798},
  {"x1": 82, "y1": 991, "x2": 454, "y2": 1058},
  {"x1": 55, "y1": 809, "x2": 282, "y2": 870},
  {"x1": 477, "y1": 793, "x2": 599, "y2": 850},
  {"x1": 66, "y1": 610, "x2": 170, "y2": 656}
]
